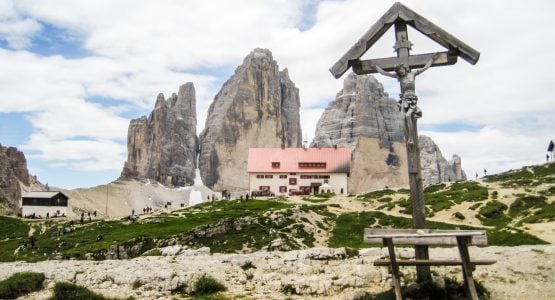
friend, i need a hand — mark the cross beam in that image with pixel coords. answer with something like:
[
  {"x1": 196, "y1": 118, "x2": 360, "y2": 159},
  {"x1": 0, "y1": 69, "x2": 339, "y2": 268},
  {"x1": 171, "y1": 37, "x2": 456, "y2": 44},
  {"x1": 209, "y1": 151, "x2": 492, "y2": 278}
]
[{"x1": 351, "y1": 51, "x2": 457, "y2": 75}]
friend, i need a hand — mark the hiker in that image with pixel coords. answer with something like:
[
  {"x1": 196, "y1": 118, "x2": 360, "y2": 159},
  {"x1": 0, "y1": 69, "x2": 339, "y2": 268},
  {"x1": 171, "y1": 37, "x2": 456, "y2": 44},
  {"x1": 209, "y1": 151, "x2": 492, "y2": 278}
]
[
  {"x1": 484, "y1": 168, "x2": 487, "y2": 176},
  {"x1": 28, "y1": 235, "x2": 36, "y2": 249},
  {"x1": 132, "y1": 209, "x2": 135, "y2": 216},
  {"x1": 93, "y1": 211, "x2": 97, "y2": 218},
  {"x1": 46, "y1": 212, "x2": 49, "y2": 219},
  {"x1": 80, "y1": 212, "x2": 84, "y2": 225},
  {"x1": 475, "y1": 173, "x2": 478, "y2": 180},
  {"x1": 246, "y1": 193, "x2": 249, "y2": 200},
  {"x1": 547, "y1": 154, "x2": 550, "y2": 162}
]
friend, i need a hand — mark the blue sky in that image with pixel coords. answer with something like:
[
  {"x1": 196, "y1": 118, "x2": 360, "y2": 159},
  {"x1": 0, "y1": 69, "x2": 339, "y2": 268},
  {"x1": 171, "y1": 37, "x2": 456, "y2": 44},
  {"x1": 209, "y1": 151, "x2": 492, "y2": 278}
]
[{"x1": 0, "y1": 0, "x2": 554, "y2": 189}]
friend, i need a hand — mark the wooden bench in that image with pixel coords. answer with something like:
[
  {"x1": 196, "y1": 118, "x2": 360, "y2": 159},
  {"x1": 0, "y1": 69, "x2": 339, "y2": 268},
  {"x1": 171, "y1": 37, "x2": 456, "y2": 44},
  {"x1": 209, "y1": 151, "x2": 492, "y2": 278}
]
[{"x1": 364, "y1": 229, "x2": 496, "y2": 300}]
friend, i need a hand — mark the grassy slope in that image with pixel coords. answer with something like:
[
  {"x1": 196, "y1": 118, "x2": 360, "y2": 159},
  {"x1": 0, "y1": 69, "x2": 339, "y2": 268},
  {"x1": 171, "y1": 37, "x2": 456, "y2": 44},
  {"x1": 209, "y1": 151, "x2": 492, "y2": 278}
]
[
  {"x1": 0, "y1": 162, "x2": 553, "y2": 262},
  {"x1": 1, "y1": 200, "x2": 292, "y2": 262}
]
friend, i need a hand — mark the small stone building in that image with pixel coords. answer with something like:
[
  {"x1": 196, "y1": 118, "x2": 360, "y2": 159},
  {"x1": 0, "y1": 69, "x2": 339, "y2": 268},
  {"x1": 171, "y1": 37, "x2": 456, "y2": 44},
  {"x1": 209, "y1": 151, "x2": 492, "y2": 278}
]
[
  {"x1": 247, "y1": 147, "x2": 351, "y2": 196},
  {"x1": 21, "y1": 191, "x2": 69, "y2": 218}
]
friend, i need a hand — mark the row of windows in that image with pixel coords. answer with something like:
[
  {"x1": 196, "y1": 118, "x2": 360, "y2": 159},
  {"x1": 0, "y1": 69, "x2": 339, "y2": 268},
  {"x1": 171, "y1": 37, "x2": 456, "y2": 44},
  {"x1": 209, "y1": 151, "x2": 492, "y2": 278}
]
[
  {"x1": 256, "y1": 175, "x2": 274, "y2": 179},
  {"x1": 300, "y1": 175, "x2": 330, "y2": 179},
  {"x1": 260, "y1": 186, "x2": 312, "y2": 193},
  {"x1": 269, "y1": 162, "x2": 327, "y2": 168},
  {"x1": 299, "y1": 162, "x2": 326, "y2": 168},
  {"x1": 255, "y1": 174, "x2": 329, "y2": 179}
]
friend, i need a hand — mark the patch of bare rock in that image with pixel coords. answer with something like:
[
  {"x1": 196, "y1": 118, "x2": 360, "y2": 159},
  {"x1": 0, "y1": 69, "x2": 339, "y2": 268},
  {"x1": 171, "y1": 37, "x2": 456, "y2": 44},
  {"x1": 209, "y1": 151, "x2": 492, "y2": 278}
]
[{"x1": 3, "y1": 245, "x2": 554, "y2": 299}]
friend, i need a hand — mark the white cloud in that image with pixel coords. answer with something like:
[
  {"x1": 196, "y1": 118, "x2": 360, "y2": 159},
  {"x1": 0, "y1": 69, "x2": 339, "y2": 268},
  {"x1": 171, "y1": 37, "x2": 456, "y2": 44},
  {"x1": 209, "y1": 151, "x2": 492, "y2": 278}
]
[
  {"x1": 0, "y1": 0, "x2": 553, "y2": 186},
  {"x1": 22, "y1": 134, "x2": 126, "y2": 171}
]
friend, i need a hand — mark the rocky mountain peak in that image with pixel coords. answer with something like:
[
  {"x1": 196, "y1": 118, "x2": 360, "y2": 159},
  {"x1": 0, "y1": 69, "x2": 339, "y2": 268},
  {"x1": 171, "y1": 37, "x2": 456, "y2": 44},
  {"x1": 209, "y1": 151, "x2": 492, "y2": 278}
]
[
  {"x1": 121, "y1": 83, "x2": 197, "y2": 186},
  {"x1": 198, "y1": 48, "x2": 302, "y2": 191},
  {"x1": 312, "y1": 73, "x2": 465, "y2": 193},
  {"x1": 0, "y1": 144, "x2": 30, "y2": 214}
]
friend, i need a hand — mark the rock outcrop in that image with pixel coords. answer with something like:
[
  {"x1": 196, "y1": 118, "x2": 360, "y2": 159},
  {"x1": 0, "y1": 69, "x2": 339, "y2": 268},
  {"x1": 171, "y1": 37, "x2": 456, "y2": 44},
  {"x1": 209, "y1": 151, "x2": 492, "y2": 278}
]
[
  {"x1": 312, "y1": 73, "x2": 465, "y2": 193},
  {"x1": 0, "y1": 144, "x2": 30, "y2": 214},
  {"x1": 419, "y1": 136, "x2": 467, "y2": 185},
  {"x1": 121, "y1": 83, "x2": 197, "y2": 186},
  {"x1": 199, "y1": 48, "x2": 302, "y2": 191}
]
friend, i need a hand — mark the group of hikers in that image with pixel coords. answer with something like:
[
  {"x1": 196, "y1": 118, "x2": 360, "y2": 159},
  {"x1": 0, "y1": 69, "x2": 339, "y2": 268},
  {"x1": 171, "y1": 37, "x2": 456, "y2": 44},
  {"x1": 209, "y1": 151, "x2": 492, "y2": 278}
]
[{"x1": 80, "y1": 210, "x2": 96, "y2": 224}]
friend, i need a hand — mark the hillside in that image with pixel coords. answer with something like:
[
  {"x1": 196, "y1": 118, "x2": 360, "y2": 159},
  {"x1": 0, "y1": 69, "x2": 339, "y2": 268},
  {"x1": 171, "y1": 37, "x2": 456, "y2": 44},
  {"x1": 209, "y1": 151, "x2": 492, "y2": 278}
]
[{"x1": 0, "y1": 162, "x2": 554, "y2": 299}]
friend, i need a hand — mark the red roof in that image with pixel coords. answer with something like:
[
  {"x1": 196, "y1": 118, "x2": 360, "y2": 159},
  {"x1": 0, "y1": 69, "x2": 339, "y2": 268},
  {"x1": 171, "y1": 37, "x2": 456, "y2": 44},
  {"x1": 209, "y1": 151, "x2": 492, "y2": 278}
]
[{"x1": 247, "y1": 148, "x2": 351, "y2": 173}]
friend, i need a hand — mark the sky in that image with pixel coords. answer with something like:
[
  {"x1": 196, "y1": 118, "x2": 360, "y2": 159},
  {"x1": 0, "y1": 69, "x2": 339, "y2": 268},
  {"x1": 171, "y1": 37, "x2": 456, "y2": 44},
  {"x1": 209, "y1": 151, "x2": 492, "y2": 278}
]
[{"x1": 0, "y1": 0, "x2": 554, "y2": 189}]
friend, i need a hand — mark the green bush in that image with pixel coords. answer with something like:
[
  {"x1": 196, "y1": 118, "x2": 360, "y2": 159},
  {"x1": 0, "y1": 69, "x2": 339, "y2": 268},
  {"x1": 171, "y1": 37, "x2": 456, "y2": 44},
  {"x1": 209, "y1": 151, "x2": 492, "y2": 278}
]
[
  {"x1": 281, "y1": 283, "x2": 298, "y2": 295},
  {"x1": 357, "y1": 189, "x2": 397, "y2": 199},
  {"x1": 509, "y1": 195, "x2": 547, "y2": 217},
  {"x1": 194, "y1": 275, "x2": 226, "y2": 296},
  {"x1": 453, "y1": 212, "x2": 465, "y2": 220},
  {"x1": 0, "y1": 216, "x2": 29, "y2": 240},
  {"x1": 0, "y1": 272, "x2": 45, "y2": 299},
  {"x1": 51, "y1": 282, "x2": 109, "y2": 300},
  {"x1": 479, "y1": 200, "x2": 508, "y2": 218},
  {"x1": 478, "y1": 200, "x2": 509, "y2": 227}
]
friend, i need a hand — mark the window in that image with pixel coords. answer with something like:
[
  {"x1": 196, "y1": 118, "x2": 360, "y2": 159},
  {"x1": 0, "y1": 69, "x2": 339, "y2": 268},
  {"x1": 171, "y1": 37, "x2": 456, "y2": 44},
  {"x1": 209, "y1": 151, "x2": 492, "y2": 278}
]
[
  {"x1": 324, "y1": 179, "x2": 329, "y2": 184},
  {"x1": 259, "y1": 186, "x2": 270, "y2": 191},
  {"x1": 256, "y1": 175, "x2": 264, "y2": 179},
  {"x1": 290, "y1": 173, "x2": 296, "y2": 175},
  {"x1": 299, "y1": 162, "x2": 326, "y2": 168},
  {"x1": 279, "y1": 186, "x2": 287, "y2": 193},
  {"x1": 272, "y1": 162, "x2": 280, "y2": 168},
  {"x1": 279, "y1": 175, "x2": 287, "y2": 179},
  {"x1": 289, "y1": 178, "x2": 297, "y2": 185},
  {"x1": 265, "y1": 175, "x2": 273, "y2": 179}
]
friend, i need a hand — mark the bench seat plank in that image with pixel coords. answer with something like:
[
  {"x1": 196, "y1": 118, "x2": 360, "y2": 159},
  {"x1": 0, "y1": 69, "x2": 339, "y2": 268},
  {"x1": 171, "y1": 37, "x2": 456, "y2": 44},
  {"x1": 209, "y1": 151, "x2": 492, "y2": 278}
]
[
  {"x1": 364, "y1": 229, "x2": 488, "y2": 245},
  {"x1": 374, "y1": 259, "x2": 497, "y2": 266}
]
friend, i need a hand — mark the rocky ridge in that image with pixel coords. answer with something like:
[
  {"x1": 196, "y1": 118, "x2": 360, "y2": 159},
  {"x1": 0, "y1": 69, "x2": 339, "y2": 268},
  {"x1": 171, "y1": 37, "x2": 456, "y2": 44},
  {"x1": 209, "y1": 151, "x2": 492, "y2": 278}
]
[
  {"x1": 5, "y1": 245, "x2": 554, "y2": 300},
  {"x1": 198, "y1": 48, "x2": 302, "y2": 191},
  {"x1": 312, "y1": 73, "x2": 465, "y2": 192},
  {"x1": 121, "y1": 83, "x2": 197, "y2": 186},
  {"x1": 0, "y1": 144, "x2": 30, "y2": 214}
]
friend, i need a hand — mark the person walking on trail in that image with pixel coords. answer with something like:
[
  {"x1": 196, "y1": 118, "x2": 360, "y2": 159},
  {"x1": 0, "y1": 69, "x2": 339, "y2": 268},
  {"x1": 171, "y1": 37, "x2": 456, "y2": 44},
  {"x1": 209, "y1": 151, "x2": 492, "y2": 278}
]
[
  {"x1": 475, "y1": 173, "x2": 478, "y2": 181},
  {"x1": 484, "y1": 169, "x2": 487, "y2": 176}
]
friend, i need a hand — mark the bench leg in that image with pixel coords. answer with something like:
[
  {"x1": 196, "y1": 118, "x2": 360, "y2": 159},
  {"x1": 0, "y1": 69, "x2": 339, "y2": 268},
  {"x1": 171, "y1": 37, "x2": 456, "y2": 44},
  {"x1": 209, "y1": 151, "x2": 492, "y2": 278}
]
[
  {"x1": 384, "y1": 238, "x2": 403, "y2": 300},
  {"x1": 456, "y1": 236, "x2": 479, "y2": 300}
]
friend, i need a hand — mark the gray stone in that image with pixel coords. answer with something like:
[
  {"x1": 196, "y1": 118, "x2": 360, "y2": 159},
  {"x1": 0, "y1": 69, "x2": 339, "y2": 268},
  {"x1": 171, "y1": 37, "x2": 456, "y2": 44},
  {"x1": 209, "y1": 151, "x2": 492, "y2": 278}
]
[
  {"x1": 0, "y1": 144, "x2": 30, "y2": 214},
  {"x1": 419, "y1": 135, "x2": 467, "y2": 184},
  {"x1": 121, "y1": 83, "x2": 197, "y2": 186},
  {"x1": 198, "y1": 48, "x2": 302, "y2": 191},
  {"x1": 312, "y1": 73, "x2": 466, "y2": 193}
]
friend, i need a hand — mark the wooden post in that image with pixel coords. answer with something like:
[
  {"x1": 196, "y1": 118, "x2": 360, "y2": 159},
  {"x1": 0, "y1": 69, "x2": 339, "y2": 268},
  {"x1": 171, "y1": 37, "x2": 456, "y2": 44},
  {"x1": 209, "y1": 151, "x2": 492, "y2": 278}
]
[
  {"x1": 394, "y1": 21, "x2": 431, "y2": 283},
  {"x1": 384, "y1": 238, "x2": 403, "y2": 300},
  {"x1": 456, "y1": 236, "x2": 479, "y2": 300}
]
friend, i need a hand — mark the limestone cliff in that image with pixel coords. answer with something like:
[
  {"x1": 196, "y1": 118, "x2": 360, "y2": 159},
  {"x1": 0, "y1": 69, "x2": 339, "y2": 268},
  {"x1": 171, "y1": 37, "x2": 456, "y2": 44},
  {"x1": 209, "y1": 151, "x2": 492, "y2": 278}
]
[
  {"x1": 0, "y1": 144, "x2": 30, "y2": 213},
  {"x1": 312, "y1": 73, "x2": 465, "y2": 193},
  {"x1": 199, "y1": 48, "x2": 302, "y2": 191},
  {"x1": 121, "y1": 83, "x2": 197, "y2": 186},
  {"x1": 419, "y1": 136, "x2": 467, "y2": 184}
]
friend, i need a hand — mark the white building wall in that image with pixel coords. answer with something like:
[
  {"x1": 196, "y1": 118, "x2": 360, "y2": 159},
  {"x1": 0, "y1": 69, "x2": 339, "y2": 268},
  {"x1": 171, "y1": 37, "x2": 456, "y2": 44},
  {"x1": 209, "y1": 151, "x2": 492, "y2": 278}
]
[
  {"x1": 249, "y1": 172, "x2": 348, "y2": 196},
  {"x1": 22, "y1": 206, "x2": 68, "y2": 218}
]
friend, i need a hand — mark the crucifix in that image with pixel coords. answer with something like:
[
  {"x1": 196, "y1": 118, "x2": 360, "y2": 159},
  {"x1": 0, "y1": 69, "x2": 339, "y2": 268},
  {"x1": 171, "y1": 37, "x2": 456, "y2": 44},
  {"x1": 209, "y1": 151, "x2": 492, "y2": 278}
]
[{"x1": 330, "y1": 2, "x2": 479, "y2": 283}]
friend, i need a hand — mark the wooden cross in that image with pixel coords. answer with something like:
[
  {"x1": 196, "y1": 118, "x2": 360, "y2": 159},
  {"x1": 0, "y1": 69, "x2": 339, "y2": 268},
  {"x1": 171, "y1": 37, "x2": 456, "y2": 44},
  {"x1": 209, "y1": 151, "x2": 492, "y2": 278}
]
[{"x1": 330, "y1": 2, "x2": 479, "y2": 284}]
